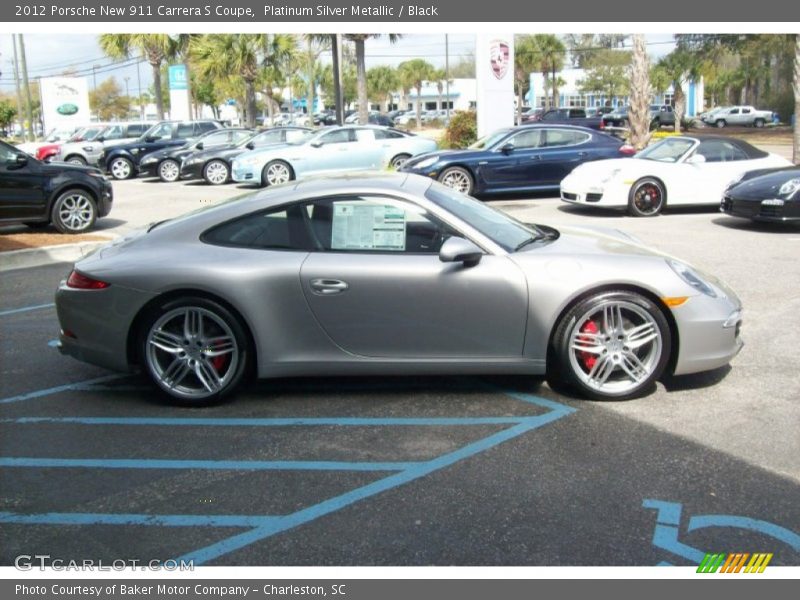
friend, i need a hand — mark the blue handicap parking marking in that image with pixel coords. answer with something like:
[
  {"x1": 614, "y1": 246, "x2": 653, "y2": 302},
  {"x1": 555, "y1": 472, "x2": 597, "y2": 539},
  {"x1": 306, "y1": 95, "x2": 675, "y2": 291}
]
[
  {"x1": 0, "y1": 378, "x2": 576, "y2": 565},
  {"x1": 643, "y1": 499, "x2": 800, "y2": 565}
]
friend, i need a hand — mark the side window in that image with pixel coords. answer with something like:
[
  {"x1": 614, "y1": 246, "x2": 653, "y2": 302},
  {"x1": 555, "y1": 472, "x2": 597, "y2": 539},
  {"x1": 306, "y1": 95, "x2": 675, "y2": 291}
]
[
  {"x1": 696, "y1": 141, "x2": 748, "y2": 162},
  {"x1": 253, "y1": 130, "x2": 282, "y2": 147},
  {"x1": 231, "y1": 130, "x2": 252, "y2": 144},
  {"x1": 742, "y1": 108, "x2": 751, "y2": 114},
  {"x1": 149, "y1": 123, "x2": 174, "y2": 139},
  {"x1": 570, "y1": 109, "x2": 586, "y2": 118},
  {"x1": 197, "y1": 121, "x2": 219, "y2": 134},
  {"x1": 509, "y1": 130, "x2": 542, "y2": 149},
  {"x1": 308, "y1": 196, "x2": 457, "y2": 254},
  {"x1": 103, "y1": 125, "x2": 124, "y2": 140},
  {"x1": 0, "y1": 142, "x2": 19, "y2": 162},
  {"x1": 542, "y1": 130, "x2": 589, "y2": 148},
  {"x1": 127, "y1": 124, "x2": 145, "y2": 137},
  {"x1": 201, "y1": 130, "x2": 232, "y2": 147},
  {"x1": 319, "y1": 129, "x2": 353, "y2": 145},
  {"x1": 285, "y1": 129, "x2": 310, "y2": 143},
  {"x1": 202, "y1": 205, "x2": 315, "y2": 251},
  {"x1": 375, "y1": 130, "x2": 405, "y2": 140},
  {"x1": 730, "y1": 108, "x2": 740, "y2": 115},
  {"x1": 176, "y1": 123, "x2": 195, "y2": 138}
]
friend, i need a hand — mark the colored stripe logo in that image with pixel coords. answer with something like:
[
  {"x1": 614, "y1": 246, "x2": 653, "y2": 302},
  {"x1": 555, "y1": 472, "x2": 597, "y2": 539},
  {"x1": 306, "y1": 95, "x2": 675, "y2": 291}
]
[{"x1": 697, "y1": 552, "x2": 773, "y2": 573}]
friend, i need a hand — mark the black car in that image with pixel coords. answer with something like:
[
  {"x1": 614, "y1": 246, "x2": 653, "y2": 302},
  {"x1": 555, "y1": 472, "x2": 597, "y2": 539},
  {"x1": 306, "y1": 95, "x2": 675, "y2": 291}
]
[
  {"x1": 721, "y1": 166, "x2": 800, "y2": 223},
  {"x1": 101, "y1": 120, "x2": 224, "y2": 180},
  {"x1": 400, "y1": 124, "x2": 633, "y2": 196},
  {"x1": 138, "y1": 128, "x2": 253, "y2": 182},
  {"x1": 0, "y1": 139, "x2": 112, "y2": 233},
  {"x1": 180, "y1": 126, "x2": 313, "y2": 185}
]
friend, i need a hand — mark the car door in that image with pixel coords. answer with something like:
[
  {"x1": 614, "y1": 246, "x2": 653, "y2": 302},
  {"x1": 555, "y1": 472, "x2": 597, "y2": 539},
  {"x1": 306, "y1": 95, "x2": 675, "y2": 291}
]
[
  {"x1": 0, "y1": 143, "x2": 48, "y2": 220},
  {"x1": 299, "y1": 195, "x2": 528, "y2": 358},
  {"x1": 304, "y1": 128, "x2": 359, "y2": 174},
  {"x1": 479, "y1": 129, "x2": 546, "y2": 189},
  {"x1": 676, "y1": 139, "x2": 753, "y2": 204},
  {"x1": 726, "y1": 108, "x2": 742, "y2": 125},
  {"x1": 536, "y1": 129, "x2": 594, "y2": 185}
]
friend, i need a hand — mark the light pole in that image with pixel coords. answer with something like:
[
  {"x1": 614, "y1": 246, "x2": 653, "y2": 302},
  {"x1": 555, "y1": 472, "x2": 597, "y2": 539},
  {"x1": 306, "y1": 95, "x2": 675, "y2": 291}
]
[
  {"x1": 124, "y1": 76, "x2": 131, "y2": 117},
  {"x1": 92, "y1": 64, "x2": 101, "y2": 90}
]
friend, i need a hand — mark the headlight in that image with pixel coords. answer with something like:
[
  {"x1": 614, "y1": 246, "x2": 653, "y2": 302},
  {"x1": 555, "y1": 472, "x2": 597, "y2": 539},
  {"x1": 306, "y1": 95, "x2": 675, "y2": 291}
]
[
  {"x1": 87, "y1": 171, "x2": 108, "y2": 181},
  {"x1": 778, "y1": 178, "x2": 800, "y2": 198},
  {"x1": 600, "y1": 168, "x2": 621, "y2": 184},
  {"x1": 667, "y1": 259, "x2": 717, "y2": 298},
  {"x1": 413, "y1": 156, "x2": 440, "y2": 169}
]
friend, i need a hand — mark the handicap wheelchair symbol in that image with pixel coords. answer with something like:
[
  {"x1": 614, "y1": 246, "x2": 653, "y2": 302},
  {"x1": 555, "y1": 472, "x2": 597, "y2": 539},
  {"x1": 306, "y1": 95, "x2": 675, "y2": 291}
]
[{"x1": 643, "y1": 499, "x2": 800, "y2": 566}]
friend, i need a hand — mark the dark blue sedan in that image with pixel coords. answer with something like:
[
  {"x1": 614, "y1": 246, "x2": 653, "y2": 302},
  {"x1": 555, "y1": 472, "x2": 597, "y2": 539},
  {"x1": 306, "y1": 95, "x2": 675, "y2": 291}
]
[{"x1": 399, "y1": 124, "x2": 633, "y2": 195}]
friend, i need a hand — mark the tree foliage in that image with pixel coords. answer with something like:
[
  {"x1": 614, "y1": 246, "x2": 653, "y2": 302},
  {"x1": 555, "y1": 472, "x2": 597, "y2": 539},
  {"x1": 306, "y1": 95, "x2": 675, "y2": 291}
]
[{"x1": 89, "y1": 77, "x2": 131, "y2": 120}]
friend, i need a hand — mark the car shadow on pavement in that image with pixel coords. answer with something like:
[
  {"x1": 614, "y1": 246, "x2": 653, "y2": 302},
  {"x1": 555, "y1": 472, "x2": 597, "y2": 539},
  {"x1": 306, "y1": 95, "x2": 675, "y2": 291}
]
[
  {"x1": 712, "y1": 216, "x2": 800, "y2": 233},
  {"x1": 661, "y1": 365, "x2": 732, "y2": 393},
  {"x1": 92, "y1": 218, "x2": 128, "y2": 231}
]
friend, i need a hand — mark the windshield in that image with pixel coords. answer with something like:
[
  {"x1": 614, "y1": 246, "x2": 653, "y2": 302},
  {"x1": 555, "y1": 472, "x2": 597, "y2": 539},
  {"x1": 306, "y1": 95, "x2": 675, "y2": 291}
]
[
  {"x1": 636, "y1": 137, "x2": 695, "y2": 163},
  {"x1": 469, "y1": 129, "x2": 512, "y2": 150},
  {"x1": 140, "y1": 121, "x2": 173, "y2": 141},
  {"x1": 79, "y1": 126, "x2": 106, "y2": 142},
  {"x1": 425, "y1": 181, "x2": 542, "y2": 252}
]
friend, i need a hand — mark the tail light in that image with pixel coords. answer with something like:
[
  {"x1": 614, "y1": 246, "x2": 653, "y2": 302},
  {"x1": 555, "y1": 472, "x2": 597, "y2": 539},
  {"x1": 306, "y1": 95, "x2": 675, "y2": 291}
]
[
  {"x1": 619, "y1": 144, "x2": 636, "y2": 156},
  {"x1": 66, "y1": 270, "x2": 110, "y2": 290},
  {"x1": 599, "y1": 119, "x2": 605, "y2": 130}
]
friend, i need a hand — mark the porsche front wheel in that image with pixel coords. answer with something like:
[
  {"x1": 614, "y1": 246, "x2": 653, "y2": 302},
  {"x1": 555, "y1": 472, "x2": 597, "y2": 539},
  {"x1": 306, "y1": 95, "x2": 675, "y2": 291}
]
[{"x1": 628, "y1": 178, "x2": 666, "y2": 217}]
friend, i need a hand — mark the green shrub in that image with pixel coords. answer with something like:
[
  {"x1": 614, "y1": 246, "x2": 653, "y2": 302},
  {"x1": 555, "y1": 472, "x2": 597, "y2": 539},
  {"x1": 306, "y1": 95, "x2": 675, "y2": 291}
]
[{"x1": 442, "y1": 110, "x2": 477, "y2": 149}]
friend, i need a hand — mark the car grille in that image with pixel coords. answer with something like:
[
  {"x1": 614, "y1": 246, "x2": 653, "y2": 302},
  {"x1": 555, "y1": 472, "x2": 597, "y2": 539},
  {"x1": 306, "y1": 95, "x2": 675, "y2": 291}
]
[
  {"x1": 562, "y1": 192, "x2": 577, "y2": 201},
  {"x1": 721, "y1": 196, "x2": 732, "y2": 211},
  {"x1": 586, "y1": 193, "x2": 603, "y2": 203},
  {"x1": 759, "y1": 205, "x2": 783, "y2": 218}
]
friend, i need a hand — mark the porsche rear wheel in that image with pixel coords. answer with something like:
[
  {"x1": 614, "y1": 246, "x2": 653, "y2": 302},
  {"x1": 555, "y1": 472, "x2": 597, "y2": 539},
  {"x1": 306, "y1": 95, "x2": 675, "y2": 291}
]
[
  {"x1": 139, "y1": 297, "x2": 250, "y2": 406},
  {"x1": 628, "y1": 178, "x2": 666, "y2": 217},
  {"x1": 551, "y1": 291, "x2": 670, "y2": 401}
]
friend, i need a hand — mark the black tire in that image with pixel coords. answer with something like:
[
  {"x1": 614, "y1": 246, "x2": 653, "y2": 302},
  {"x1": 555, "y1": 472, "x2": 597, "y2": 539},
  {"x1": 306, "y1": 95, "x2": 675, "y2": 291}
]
[
  {"x1": 50, "y1": 189, "x2": 97, "y2": 234},
  {"x1": 261, "y1": 160, "x2": 293, "y2": 187},
  {"x1": 628, "y1": 177, "x2": 666, "y2": 217},
  {"x1": 715, "y1": 119, "x2": 726, "y2": 128},
  {"x1": 649, "y1": 118, "x2": 660, "y2": 131},
  {"x1": 754, "y1": 118, "x2": 765, "y2": 128},
  {"x1": 109, "y1": 156, "x2": 134, "y2": 180},
  {"x1": 65, "y1": 155, "x2": 87, "y2": 166},
  {"x1": 202, "y1": 159, "x2": 230, "y2": 185},
  {"x1": 390, "y1": 153, "x2": 412, "y2": 170},
  {"x1": 158, "y1": 159, "x2": 181, "y2": 183},
  {"x1": 438, "y1": 166, "x2": 475, "y2": 195},
  {"x1": 549, "y1": 290, "x2": 671, "y2": 401},
  {"x1": 138, "y1": 297, "x2": 251, "y2": 406}
]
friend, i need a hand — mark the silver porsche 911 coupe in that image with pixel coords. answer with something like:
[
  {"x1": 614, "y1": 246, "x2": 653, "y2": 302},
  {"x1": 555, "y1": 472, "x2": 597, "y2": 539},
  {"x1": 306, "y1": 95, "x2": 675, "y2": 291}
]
[{"x1": 56, "y1": 173, "x2": 743, "y2": 405}]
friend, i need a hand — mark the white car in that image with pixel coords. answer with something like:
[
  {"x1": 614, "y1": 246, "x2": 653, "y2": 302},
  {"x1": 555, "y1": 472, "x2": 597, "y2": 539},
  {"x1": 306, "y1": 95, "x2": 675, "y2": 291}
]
[{"x1": 560, "y1": 135, "x2": 791, "y2": 217}]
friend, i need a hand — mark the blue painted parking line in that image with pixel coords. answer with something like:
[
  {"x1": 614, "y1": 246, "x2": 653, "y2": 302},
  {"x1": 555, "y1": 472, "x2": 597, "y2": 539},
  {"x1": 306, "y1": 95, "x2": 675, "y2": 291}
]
[
  {"x1": 0, "y1": 302, "x2": 55, "y2": 317},
  {"x1": 0, "y1": 457, "x2": 419, "y2": 471},
  {"x1": 0, "y1": 374, "x2": 126, "y2": 404},
  {"x1": 0, "y1": 386, "x2": 576, "y2": 565}
]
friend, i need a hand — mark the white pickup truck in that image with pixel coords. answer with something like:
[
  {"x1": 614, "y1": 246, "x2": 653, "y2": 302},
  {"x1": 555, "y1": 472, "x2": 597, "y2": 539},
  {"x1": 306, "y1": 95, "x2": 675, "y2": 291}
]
[{"x1": 702, "y1": 105, "x2": 773, "y2": 128}]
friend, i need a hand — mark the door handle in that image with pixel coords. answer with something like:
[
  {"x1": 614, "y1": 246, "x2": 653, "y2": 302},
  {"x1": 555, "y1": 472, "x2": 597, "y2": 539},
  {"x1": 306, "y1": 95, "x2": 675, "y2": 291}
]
[
  {"x1": 529, "y1": 155, "x2": 541, "y2": 160},
  {"x1": 578, "y1": 152, "x2": 588, "y2": 157},
  {"x1": 310, "y1": 278, "x2": 349, "y2": 295}
]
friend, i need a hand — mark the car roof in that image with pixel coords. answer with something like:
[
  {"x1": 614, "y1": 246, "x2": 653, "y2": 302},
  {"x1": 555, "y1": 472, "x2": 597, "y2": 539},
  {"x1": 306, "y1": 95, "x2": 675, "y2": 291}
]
[{"x1": 663, "y1": 135, "x2": 769, "y2": 159}]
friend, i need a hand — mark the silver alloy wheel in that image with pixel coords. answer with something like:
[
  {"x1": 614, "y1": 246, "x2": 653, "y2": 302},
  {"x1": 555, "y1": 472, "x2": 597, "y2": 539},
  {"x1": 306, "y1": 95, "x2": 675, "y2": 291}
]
[
  {"x1": 567, "y1": 299, "x2": 663, "y2": 395},
  {"x1": 145, "y1": 306, "x2": 240, "y2": 401},
  {"x1": 159, "y1": 160, "x2": 180, "y2": 182},
  {"x1": 265, "y1": 162, "x2": 291, "y2": 186},
  {"x1": 204, "y1": 160, "x2": 229, "y2": 185},
  {"x1": 66, "y1": 156, "x2": 87, "y2": 165},
  {"x1": 440, "y1": 169, "x2": 472, "y2": 194},
  {"x1": 110, "y1": 158, "x2": 132, "y2": 179},
  {"x1": 390, "y1": 154, "x2": 411, "y2": 170},
  {"x1": 55, "y1": 192, "x2": 95, "y2": 232}
]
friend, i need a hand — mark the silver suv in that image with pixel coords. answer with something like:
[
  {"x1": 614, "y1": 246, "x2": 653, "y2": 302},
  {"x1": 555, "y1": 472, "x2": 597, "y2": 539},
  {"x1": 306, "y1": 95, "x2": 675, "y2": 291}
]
[{"x1": 55, "y1": 121, "x2": 152, "y2": 166}]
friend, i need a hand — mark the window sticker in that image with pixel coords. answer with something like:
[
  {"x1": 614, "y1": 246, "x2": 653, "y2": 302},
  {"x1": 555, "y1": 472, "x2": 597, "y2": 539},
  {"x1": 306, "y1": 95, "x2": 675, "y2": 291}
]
[{"x1": 331, "y1": 202, "x2": 406, "y2": 251}]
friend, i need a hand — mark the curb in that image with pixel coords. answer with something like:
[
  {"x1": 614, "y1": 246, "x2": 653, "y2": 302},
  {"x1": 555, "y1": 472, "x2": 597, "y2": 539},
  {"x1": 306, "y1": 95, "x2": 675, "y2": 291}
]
[{"x1": 0, "y1": 241, "x2": 108, "y2": 272}]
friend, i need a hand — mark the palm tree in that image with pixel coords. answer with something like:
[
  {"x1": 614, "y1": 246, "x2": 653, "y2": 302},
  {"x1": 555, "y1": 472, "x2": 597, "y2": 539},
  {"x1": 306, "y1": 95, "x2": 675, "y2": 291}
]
[
  {"x1": 367, "y1": 65, "x2": 398, "y2": 112},
  {"x1": 431, "y1": 68, "x2": 452, "y2": 112},
  {"x1": 344, "y1": 34, "x2": 401, "y2": 124},
  {"x1": 515, "y1": 35, "x2": 542, "y2": 124},
  {"x1": 652, "y1": 48, "x2": 705, "y2": 134},
  {"x1": 794, "y1": 34, "x2": 800, "y2": 164},
  {"x1": 261, "y1": 34, "x2": 297, "y2": 123},
  {"x1": 629, "y1": 34, "x2": 652, "y2": 151},
  {"x1": 99, "y1": 34, "x2": 177, "y2": 119},
  {"x1": 398, "y1": 59, "x2": 436, "y2": 128},
  {"x1": 533, "y1": 35, "x2": 566, "y2": 109}
]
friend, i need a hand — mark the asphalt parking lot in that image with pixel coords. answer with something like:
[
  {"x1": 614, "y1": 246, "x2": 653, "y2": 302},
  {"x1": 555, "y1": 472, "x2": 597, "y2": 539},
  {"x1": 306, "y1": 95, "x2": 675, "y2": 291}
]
[{"x1": 1, "y1": 174, "x2": 799, "y2": 566}]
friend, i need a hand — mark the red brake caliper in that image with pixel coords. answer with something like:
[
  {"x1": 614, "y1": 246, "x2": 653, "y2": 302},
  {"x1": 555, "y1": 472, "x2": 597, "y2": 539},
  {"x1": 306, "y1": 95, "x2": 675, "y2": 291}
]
[
  {"x1": 578, "y1": 320, "x2": 599, "y2": 371},
  {"x1": 211, "y1": 344, "x2": 227, "y2": 372}
]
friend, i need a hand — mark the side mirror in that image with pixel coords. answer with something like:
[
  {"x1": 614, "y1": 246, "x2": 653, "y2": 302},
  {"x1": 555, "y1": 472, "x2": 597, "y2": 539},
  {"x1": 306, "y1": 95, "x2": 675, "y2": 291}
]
[
  {"x1": 500, "y1": 143, "x2": 515, "y2": 154},
  {"x1": 195, "y1": 142, "x2": 204, "y2": 150},
  {"x1": 8, "y1": 153, "x2": 28, "y2": 169},
  {"x1": 310, "y1": 141, "x2": 323, "y2": 148},
  {"x1": 145, "y1": 135, "x2": 160, "y2": 143},
  {"x1": 246, "y1": 141, "x2": 255, "y2": 150},
  {"x1": 439, "y1": 236, "x2": 483, "y2": 267},
  {"x1": 96, "y1": 136, "x2": 105, "y2": 142},
  {"x1": 686, "y1": 154, "x2": 706, "y2": 165}
]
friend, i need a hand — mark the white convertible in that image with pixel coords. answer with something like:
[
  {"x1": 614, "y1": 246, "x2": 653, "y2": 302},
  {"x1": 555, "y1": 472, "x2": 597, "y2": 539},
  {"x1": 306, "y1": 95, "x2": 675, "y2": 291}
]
[{"x1": 560, "y1": 136, "x2": 791, "y2": 217}]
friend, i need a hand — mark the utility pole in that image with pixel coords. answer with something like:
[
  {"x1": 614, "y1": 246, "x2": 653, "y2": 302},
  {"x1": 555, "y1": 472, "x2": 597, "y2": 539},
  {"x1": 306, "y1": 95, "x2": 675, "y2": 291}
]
[
  {"x1": 332, "y1": 34, "x2": 344, "y2": 125},
  {"x1": 92, "y1": 64, "x2": 100, "y2": 90},
  {"x1": 18, "y1": 34, "x2": 35, "y2": 141},
  {"x1": 12, "y1": 35, "x2": 24, "y2": 138},
  {"x1": 124, "y1": 76, "x2": 130, "y2": 116},
  {"x1": 445, "y1": 34, "x2": 450, "y2": 120}
]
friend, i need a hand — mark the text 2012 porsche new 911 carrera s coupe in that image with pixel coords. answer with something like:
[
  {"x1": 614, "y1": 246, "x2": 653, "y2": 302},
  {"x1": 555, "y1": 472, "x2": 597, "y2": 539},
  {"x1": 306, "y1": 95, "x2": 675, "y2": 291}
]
[{"x1": 56, "y1": 173, "x2": 743, "y2": 406}]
